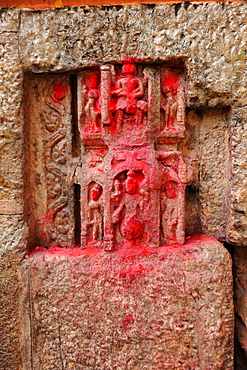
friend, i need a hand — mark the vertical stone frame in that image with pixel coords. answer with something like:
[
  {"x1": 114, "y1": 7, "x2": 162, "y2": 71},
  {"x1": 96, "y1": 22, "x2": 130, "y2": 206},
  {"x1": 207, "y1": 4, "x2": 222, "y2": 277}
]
[{"x1": 25, "y1": 75, "x2": 75, "y2": 248}]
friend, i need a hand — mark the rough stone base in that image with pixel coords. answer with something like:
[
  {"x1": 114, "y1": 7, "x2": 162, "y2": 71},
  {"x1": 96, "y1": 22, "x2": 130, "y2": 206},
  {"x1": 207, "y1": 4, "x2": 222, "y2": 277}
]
[{"x1": 20, "y1": 236, "x2": 234, "y2": 370}]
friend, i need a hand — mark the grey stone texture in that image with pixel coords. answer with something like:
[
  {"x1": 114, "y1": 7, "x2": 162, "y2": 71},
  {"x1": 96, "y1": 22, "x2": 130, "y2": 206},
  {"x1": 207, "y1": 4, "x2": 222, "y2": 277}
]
[
  {"x1": 20, "y1": 237, "x2": 233, "y2": 370},
  {"x1": 1, "y1": 2, "x2": 247, "y2": 368},
  {"x1": 0, "y1": 8, "x2": 27, "y2": 370}
]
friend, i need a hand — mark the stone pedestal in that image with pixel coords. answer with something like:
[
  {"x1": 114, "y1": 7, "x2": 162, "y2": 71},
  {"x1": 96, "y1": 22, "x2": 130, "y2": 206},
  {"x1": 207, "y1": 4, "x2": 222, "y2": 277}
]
[{"x1": 20, "y1": 236, "x2": 234, "y2": 369}]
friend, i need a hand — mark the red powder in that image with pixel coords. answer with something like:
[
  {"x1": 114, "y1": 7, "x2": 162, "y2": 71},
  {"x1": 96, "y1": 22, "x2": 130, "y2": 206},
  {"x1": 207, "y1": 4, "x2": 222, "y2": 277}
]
[
  {"x1": 122, "y1": 314, "x2": 134, "y2": 331},
  {"x1": 52, "y1": 83, "x2": 68, "y2": 103},
  {"x1": 162, "y1": 71, "x2": 180, "y2": 90}
]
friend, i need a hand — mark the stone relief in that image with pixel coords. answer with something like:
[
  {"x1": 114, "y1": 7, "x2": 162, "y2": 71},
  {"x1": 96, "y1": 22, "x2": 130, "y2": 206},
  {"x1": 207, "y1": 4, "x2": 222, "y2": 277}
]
[
  {"x1": 160, "y1": 69, "x2": 185, "y2": 138},
  {"x1": 34, "y1": 79, "x2": 74, "y2": 247},
  {"x1": 111, "y1": 170, "x2": 148, "y2": 244},
  {"x1": 77, "y1": 62, "x2": 192, "y2": 250},
  {"x1": 28, "y1": 62, "x2": 192, "y2": 250},
  {"x1": 86, "y1": 182, "x2": 103, "y2": 244},
  {"x1": 84, "y1": 73, "x2": 101, "y2": 133},
  {"x1": 112, "y1": 63, "x2": 148, "y2": 129}
]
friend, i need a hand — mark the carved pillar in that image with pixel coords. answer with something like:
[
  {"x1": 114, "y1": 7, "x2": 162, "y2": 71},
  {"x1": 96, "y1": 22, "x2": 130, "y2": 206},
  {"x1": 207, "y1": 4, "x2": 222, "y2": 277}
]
[{"x1": 26, "y1": 77, "x2": 75, "y2": 248}]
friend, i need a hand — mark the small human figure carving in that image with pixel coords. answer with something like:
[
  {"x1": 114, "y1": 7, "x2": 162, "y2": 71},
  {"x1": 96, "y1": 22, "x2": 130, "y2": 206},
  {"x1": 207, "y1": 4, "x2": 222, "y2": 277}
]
[
  {"x1": 85, "y1": 73, "x2": 101, "y2": 132},
  {"x1": 54, "y1": 209, "x2": 70, "y2": 235},
  {"x1": 113, "y1": 64, "x2": 147, "y2": 129},
  {"x1": 87, "y1": 184, "x2": 103, "y2": 242},
  {"x1": 161, "y1": 181, "x2": 179, "y2": 244},
  {"x1": 161, "y1": 86, "x2": 178, "y2": 130},
  {"x1": 112, "y1": 171, "x2": 146, "y2": 241},
  {"x1": 111, "y1": 179, "x2": 123, "y2": 207}
]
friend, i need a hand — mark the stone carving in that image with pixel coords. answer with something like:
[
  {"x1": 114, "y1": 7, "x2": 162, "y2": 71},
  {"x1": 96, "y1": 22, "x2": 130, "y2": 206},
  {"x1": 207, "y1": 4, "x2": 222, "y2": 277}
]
[
  {"x1": 77, "y1": 62, "x2": 191, "y2": 250},
  {"x1": 112, "y1": 63, "x2": 148, "y2": 129},
  {"x1": 159, "y1": 151, "x2": 192, "y2": 245},
  {"x1": 27, "y1": 63, "x2": 192, "y2": 249},
  {"x1": 160, "y1": 70, "x2": 185, "y2": 137},
  {"x1": 161, "y1": 87, "x2": 178, "y2": 130},
  {"x1": 112, "y1": 170, "x2": 147, "y2": 243},
  {"x1": 84, "y1": 73, "x2": 101, "y2": 133},
  {"x1": 87, "y1": 183, "x2": 103, "y2": 244},
  {"x1": 161, "y1": 181, "x2": 179, "y2": 243},
  {"x1": 41, "y1": 80, "x2": 73, "y2": 246}
]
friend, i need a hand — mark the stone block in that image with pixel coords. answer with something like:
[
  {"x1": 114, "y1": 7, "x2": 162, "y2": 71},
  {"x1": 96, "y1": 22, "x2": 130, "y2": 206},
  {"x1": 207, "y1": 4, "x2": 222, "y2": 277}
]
[
  {"x1": 0, "y1": 250, "x2": 23, "y2": 370},
  {"x1": 20, "y1": 236, "x2": 234, "y2": 369},
  {"x1": 0, "y1": 9, "x2": 25, "y2": 370},
  {"x1": 233, "y1": 246, "x2": 247, "y2": 361},
  {"x1": 227, "y1": 107, "x2": 247, "y2": 246},
  {"x1": 19, "y1": 4, "x2": 247, "y2": 108},
  {"x1": 183, "y1": 108, "x2": 230, "y2": 240}
]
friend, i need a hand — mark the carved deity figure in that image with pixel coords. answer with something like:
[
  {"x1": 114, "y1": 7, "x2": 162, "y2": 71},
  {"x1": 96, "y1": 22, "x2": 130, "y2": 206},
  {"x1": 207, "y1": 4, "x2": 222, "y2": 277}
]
[
  {"x1": 87, "y1": 184, "x2": 103, "y2": 242},
  {"x1": 112, "y1": 171, "x2": 146, "y2": 242},
  {"x1": 85, "y1": 73, "x2": 101, "y2": 132},
  {"x1": 161, "y1": 86, "x2": 178, "y2": 130},
  {"x1": 161, "y1": 181, "x2": 179, "y2": 244},
  {"x1": 111, "y1": 179, "x2": 123, "y2": 207},
  {"x1": 113, "y1": 64, "x2": 147, "y2": 129}
]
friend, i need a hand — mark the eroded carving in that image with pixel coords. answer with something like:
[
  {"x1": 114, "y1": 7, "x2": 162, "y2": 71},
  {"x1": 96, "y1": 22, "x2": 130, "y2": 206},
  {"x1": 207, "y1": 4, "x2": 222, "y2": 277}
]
[
  {"x1": 161, "y1": 181, "x2": 179, "y2": 243},
  {"x1": 112, "y1": 63, "x2": 148, "y2": 130},
  {"x1": 77, "y1": 62, "x2": 191, "y2": 250},
  {"x1": 112, "y1": 170, "x2": 147, "y2": 243},
  {"x1": 161, "y1": 87, "x2": 178, "y2": 130},
  {"x1": 87, "y1": 182, "x2": 103, "y2": 244},
  {"x1": 84, "y1": 73, "x2": 101, "y2": 133},
  {"x1": 160, "y1": 70, "x2": 185, "y2": 137},
  {"x1": 41, "y1": 80, "x2": 73, "y2": 246},
  {"x1": 159, "y1": 151, "x2": 193, "y2": 245}
]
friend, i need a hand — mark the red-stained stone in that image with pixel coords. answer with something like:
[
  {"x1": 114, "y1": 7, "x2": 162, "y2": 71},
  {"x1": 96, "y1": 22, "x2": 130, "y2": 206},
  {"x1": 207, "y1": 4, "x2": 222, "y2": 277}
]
[
  {"x1": 20, "y1": 236, "x2": 234, "y2": 369},
  {"x1": 77, "y1": 62, "x2": 191, "y2": 251}
]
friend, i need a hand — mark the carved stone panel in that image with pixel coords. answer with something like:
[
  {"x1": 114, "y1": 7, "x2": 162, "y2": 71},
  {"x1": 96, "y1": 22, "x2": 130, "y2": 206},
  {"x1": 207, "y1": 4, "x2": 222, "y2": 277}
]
[
  {"x1": 77, "y1": 62, "x2": 191, "y2": 251},
  {"x1": 25, "y1": 62, "x2": 191, "y2": 250},
  {"x1": 25, "y1": 76, "x2": 75, "y2": 248}
]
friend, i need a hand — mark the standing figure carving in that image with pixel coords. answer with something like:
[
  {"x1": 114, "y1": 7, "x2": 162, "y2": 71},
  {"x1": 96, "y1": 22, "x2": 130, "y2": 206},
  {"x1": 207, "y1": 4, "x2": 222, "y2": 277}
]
[
  {"x1": 159, "y1": 151, "x2": 193, "y2": 245},
  {"x1": 111, "y1": 179, "x2": 123, "y2": 207},
  {"x1": 161, "y1": 86, "x2": 178, "y2": 130},
  {"x1": 161, "y1": 181, "x2": 179, "y2": 244},
  {"x1": 87, "y1": 183, "x2": 103, "y2": 243},
  {"x1": 85, "y1": 73, "x2": 101, "y2": 133}
]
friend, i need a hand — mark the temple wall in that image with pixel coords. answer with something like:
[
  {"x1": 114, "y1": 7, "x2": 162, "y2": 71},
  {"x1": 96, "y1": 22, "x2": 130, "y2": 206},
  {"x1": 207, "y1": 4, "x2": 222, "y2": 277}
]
[{"x1": 0, "y1": 3, "x2": 247, "y2": 368}]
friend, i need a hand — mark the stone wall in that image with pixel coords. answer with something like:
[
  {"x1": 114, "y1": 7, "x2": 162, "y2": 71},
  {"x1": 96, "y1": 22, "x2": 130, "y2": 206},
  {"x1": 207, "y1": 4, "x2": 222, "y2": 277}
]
[{"x1": 1, "y1": 3, "x2": 247, "y2": 368}]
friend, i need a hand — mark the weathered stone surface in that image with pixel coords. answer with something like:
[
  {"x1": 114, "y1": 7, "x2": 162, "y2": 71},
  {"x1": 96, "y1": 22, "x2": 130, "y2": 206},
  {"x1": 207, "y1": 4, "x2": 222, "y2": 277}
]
[
  {"x1": 24, "y1": 75, "x2": 75, "y2": 248},
  {"x1": 20, "y1": 236, "x2": 234, "y2": 369},
  {"x1": 19, "y1": 3, "x2": 247, "y2": 109},
  {"x1": 234, "y1": 246, "x2": 247, "y2": 360},
  {"x1": 1, "y1": 3, "x2": 247, "y2": 368},
  {"x1": 227, "y1": 107, "x2": 247, "y2": 246},
  {"x1": 0, "y1": 216, "x2": 27, "y2": 370},
  {"x1": 0, "y1": 8, "x2": 26, "y2": 369},
  {"x1": 183, "y1": 108, "x2": 230, "y2": 239}
]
